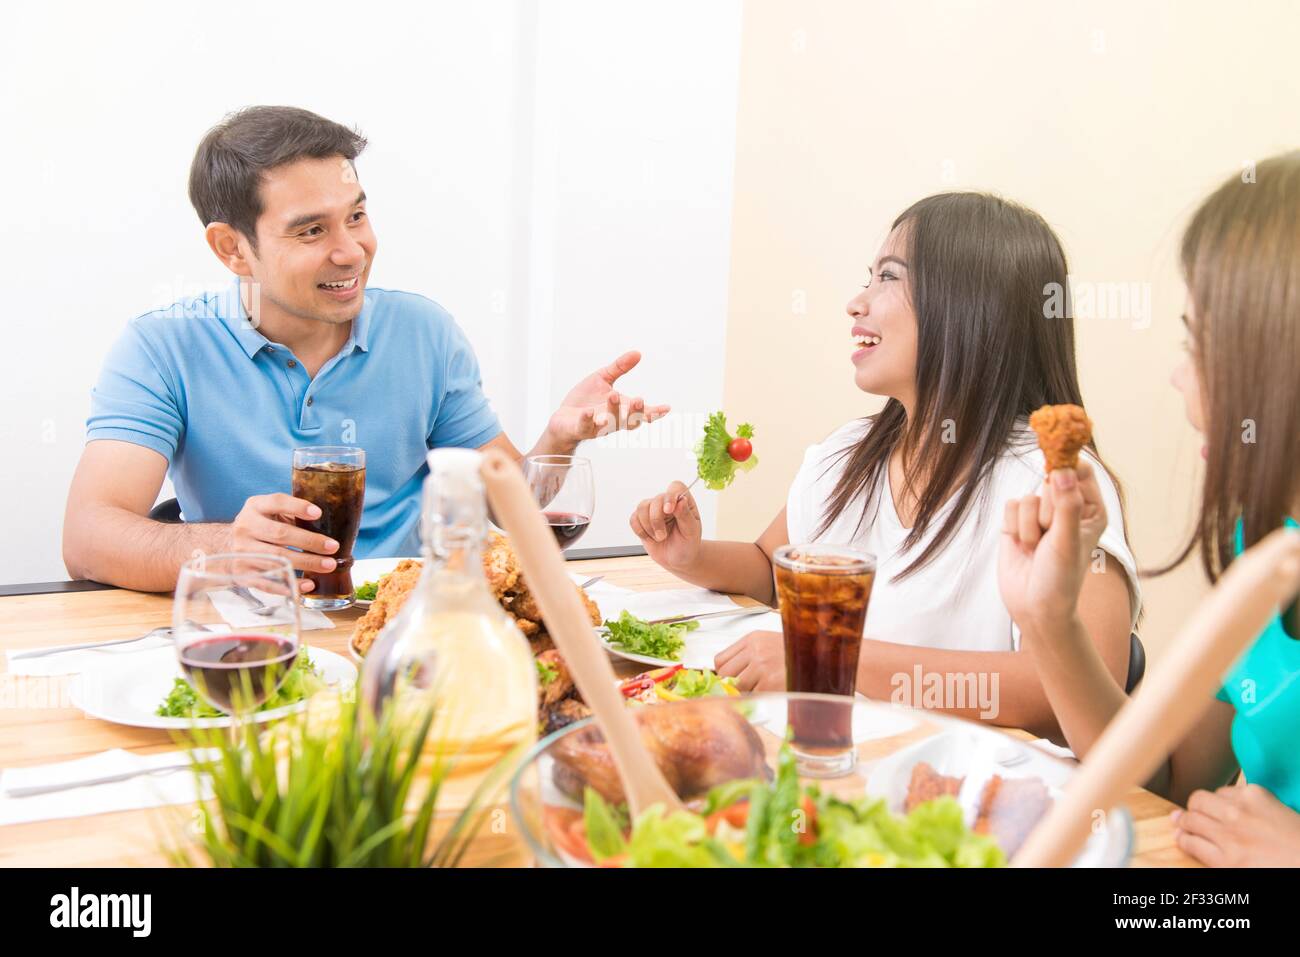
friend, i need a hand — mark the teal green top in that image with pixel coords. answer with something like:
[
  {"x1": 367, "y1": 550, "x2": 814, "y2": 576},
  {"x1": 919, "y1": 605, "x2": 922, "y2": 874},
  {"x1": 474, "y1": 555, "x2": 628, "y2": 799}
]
[{"x1": 1215, "y1": 517, "x2": 1300, "y2": 810}]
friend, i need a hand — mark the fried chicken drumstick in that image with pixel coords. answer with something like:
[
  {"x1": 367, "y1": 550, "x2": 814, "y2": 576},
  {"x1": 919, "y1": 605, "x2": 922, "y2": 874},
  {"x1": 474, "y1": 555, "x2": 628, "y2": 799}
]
[{"x1": 1029, "y1": 404, "x2": 1092, "y2": 472}]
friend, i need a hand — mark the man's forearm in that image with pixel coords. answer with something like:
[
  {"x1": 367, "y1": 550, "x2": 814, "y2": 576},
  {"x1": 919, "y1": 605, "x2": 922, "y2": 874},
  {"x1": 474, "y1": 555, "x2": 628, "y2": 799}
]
[
  {"x1": 524, "y1": 428, "x2": 579, "y2": 460},
  {"x1": 856, "y1": 641, "x2": 1061, "y2": 737},
  {"x1": 64, "y1": 503, "x2": 230, "y2": 592}
]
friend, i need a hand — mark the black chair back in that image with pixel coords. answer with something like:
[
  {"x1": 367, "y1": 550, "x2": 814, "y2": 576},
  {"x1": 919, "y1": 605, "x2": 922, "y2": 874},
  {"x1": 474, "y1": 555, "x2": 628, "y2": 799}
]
[
  {"x1": 1125, "y1": 632, "x2": 1146, "y2": 694},
  {"x1": 148, "y1": 498, "x2": 182, "y2": 523}
]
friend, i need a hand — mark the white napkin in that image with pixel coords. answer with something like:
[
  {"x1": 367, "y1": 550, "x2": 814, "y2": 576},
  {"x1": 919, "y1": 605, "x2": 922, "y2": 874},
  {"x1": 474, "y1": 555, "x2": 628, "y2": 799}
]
[
  {"x1": 0, "y1": 749, "x2": 213, "y2": 826},
  {"x1": 593, "y1": 586, "x2": 746, "y2": 626},
  {"x1": 7, "y1": 634, "x2": 178, "y2": 677},
  {"x1": 207, "y1": 587, "x2": 333, "y2": 631}
]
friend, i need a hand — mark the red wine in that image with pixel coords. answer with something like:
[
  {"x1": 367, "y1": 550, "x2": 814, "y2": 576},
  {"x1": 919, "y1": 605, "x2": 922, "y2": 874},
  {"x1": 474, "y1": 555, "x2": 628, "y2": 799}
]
[
  {"x1": 544, "y1": 511, "x2": 591, "y2": 548},
  {"x1": 179, "y1": 634, "x2": 298, "y2": 712}
]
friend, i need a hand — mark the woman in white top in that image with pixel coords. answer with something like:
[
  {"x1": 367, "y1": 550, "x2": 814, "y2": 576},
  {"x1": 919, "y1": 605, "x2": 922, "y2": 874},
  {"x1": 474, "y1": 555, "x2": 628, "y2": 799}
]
[{"x1": 630, "y1": 192, "x2": 1140, "y2": 737}]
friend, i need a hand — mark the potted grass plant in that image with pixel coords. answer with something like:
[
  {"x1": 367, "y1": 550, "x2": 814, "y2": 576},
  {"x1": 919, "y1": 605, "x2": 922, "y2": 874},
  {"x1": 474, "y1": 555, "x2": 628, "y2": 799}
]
[{"x1": 165, "y1": 692, "x2": 522, "y2": 867}]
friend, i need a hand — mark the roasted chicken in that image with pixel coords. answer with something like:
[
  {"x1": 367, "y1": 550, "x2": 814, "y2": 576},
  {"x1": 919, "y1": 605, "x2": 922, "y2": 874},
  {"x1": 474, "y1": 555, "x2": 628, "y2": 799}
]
[{"x1": 550, "y1": 699, "x2": 771, "y2": 805}]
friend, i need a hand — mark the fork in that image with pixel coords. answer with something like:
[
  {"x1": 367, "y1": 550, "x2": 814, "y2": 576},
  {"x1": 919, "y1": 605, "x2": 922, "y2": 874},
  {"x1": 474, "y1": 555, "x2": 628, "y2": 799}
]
[
  {"x1": 9, "y1": 621, "x2": 211, "y2": 660},
  {"x1": 230, "y1": 584, "x2": 279, "y2": 617}
]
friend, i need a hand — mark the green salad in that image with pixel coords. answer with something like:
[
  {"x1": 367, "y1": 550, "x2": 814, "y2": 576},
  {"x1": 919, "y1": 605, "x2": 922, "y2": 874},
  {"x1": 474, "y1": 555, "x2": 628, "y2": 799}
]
[
  {"x1": 155, "y1": 650, "x2": 326, "y2": 718},
  {"x1": 354, "y1": 580, "x2": 381, "y2": 602},
  {"x1": 567, "y1": 746, "x2": 1006, "y2": 868},
  {"x1": 602, "y1": 611, "x2": 700, "y2": 661}
]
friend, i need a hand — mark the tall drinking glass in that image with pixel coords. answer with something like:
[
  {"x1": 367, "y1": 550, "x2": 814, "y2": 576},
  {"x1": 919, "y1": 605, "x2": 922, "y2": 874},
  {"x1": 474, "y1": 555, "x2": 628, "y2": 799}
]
[
  {"x1": 292, "y1": 446, "x2": 366, "y2": 610},
  {"x1": 773, "y1": 544, "x2": 876, "y2": 777},
  {"x1": 521, "y1": 455, "x2": 594, "y2": 550},
  {"x1": 173, "y1": 554, "x2": 301, "y2": 716}
]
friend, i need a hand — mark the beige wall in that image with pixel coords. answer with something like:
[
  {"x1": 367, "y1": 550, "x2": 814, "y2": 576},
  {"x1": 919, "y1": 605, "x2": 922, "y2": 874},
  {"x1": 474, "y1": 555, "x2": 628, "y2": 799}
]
[{"x1": 718, "y1": 0, "x2": 1300, "y2": 663}]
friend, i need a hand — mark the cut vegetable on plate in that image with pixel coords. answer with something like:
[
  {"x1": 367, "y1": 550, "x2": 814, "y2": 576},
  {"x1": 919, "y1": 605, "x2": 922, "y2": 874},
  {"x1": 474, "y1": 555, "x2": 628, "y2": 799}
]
[
  {"x1": 68, "y1": 645, "x2": 357, "y2": 730},
  {"x1": 618, "y1": 666, "x2": 740, "y2": 705},
  {"x1": 156, "y1": 648, "x2": 326, "y2": 719},
  {"x1": 600, "y1": 611, "x2": 699, "y2": 664}
]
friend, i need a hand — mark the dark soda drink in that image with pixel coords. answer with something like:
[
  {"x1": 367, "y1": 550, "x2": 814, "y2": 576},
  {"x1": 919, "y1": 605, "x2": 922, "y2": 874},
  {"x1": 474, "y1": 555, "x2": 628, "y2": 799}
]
[
  {"x1": 292, "y1": 448, "x2": 366, "y2": 610},
  {"x1": 773, "y1": 544, "x2": 875, "y2": 777}
]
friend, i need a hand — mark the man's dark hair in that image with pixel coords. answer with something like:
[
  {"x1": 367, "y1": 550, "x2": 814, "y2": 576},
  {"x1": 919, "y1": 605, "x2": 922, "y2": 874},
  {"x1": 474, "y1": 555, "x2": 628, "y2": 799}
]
[{"x1": 188, "y1": 105, "x2": 367, "y2": 251}]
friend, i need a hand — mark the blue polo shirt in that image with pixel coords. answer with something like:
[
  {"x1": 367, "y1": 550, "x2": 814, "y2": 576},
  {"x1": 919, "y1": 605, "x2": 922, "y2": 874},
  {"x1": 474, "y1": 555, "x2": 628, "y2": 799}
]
[{"x1": 86, "y1": 279, "x2": 502, "y2": 558}]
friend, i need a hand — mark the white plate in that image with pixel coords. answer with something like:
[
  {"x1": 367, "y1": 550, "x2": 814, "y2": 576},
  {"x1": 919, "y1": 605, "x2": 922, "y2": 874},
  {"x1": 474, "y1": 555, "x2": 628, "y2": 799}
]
[
  {"x1": 864, "y1": 730, "x2": 1133, "y2": 867},
  {"x1": 68, "y1": 645, "x2": 357, "y2": 730},
  {"x1": 351, "y1": 556, "x2": 416, "y2": 588},
  {"x1": 599, "y1": 609, "x2": 782, "y2": 671},
  {"x1": 349, "y1": 556, "x2": 422, "y2": 606}
]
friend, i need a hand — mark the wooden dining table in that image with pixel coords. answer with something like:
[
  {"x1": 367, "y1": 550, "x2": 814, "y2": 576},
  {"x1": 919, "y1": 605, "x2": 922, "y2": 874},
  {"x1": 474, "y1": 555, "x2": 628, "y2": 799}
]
[{"x1": 0, "y1": 554, "x2": 1197, "y2": 867}]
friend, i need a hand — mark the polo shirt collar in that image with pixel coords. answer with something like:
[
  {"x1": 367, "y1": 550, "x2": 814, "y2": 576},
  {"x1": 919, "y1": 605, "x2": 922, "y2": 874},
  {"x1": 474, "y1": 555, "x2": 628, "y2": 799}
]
[
  {"x1": 217, "y1": 278, "x2": 273, "y2": 359},
  {"x1": 347, "y1": 292, "x2": 373, "y2": 353},
  {"x1": 216, "y1": 277, "x2": 373, "y2": 359}
]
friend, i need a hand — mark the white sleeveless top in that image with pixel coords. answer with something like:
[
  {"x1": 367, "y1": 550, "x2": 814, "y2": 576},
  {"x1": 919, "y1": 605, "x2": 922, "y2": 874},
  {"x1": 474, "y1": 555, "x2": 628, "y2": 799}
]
[{"x1": 784, "y1": 418, "x2": 1141, "y2": 652}]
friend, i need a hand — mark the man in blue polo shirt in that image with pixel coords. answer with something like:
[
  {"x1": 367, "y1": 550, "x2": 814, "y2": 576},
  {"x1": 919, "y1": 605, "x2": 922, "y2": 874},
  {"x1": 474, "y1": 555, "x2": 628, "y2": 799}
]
[{"x1": 62, "y1": 106, "x2": 668, "y2": 592}]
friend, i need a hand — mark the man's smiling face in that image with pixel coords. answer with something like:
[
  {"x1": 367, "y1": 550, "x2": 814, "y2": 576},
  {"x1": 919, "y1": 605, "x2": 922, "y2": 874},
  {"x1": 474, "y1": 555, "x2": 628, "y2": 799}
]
[{"x1": 245, "y1": 155, "x2": 377, "y2": 325}]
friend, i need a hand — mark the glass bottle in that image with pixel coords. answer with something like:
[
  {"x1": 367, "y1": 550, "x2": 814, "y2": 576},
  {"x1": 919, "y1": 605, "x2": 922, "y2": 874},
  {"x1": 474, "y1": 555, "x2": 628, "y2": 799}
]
[{"x1": 359, "y1": 448, "x2": 538, "y2": 809}]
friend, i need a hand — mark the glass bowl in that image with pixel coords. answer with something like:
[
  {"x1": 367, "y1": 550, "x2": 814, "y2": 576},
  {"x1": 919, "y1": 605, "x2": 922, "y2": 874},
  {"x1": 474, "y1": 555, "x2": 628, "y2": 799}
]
[{"x1": 508, "y1": 692, "x2": 1132, "y2": 868}]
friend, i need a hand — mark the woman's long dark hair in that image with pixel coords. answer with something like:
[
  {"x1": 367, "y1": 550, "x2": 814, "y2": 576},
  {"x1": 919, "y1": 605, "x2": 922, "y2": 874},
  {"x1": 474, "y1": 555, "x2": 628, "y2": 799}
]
[
  {"x1": 1158, "y1": 152, "x2": 1300, "y2": 583},
  {"x1": 815, "y1": 192, "x2": 1111, "y2": 580}
]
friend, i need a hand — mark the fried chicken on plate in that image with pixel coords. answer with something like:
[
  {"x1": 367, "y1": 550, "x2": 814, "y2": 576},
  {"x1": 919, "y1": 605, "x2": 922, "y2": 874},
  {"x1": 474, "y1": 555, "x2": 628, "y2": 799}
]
[{"x1": 350, "y1": 532, "x2": 602, "y2": 729}]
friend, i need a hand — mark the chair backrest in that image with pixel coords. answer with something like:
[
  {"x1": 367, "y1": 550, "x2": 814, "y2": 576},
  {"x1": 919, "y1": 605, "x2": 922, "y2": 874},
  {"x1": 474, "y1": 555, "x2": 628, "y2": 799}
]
[
  {"x1": 148, "y1": 498, "x2": 182, "y2": 523},
  {"x1": 1125, "y1": 632, "x2": 1146, "y2": 694}
]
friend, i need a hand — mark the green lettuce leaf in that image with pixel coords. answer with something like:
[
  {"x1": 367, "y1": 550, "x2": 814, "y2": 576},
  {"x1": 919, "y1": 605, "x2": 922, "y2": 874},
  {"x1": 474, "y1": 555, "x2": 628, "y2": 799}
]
[
  {"x1": 602, "y1": 611, "x2": 699, "y2": 661},
  {"x1": 694, "y1": 411, "x2": 758, "y2": 491},
  {"x1": 582, "y1": 788, "x2": 629, "y2": 862},
  {"x1": 155, "y1": 649, "x2": 325, "y2": 718}
]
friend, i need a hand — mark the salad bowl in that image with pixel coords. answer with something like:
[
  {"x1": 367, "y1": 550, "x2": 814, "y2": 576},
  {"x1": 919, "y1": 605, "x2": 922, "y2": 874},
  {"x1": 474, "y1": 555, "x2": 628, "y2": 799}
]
[{"x1": 508, "y1": 692, "x2": 1133, "y2": 868}]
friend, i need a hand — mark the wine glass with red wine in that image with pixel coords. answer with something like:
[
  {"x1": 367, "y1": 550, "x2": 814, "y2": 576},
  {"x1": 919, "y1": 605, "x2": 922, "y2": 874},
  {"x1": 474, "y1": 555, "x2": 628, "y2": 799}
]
[
  {"x1": 521, "y1": 455, "x2": 594, "y2": 550},
  {"x1": 173, "y1": 554, "x2": 302, "y2": 717}
]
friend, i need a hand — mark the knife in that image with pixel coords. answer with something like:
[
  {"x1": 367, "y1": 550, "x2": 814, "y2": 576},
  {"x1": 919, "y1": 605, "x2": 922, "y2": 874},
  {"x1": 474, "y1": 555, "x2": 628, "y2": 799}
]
[{"x1": 645, "y1": 605, "x2": 772, "y2": 626}]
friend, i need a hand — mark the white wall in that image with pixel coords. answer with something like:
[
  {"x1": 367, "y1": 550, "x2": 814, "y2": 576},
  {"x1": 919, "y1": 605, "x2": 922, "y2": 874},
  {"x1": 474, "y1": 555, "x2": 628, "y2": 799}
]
[
  {"x1": 522, "y1": 1, "x2": 742, "y2": 548},
  {"x1": 0, "y1": 0, "x2": 742, "y2": 584}
]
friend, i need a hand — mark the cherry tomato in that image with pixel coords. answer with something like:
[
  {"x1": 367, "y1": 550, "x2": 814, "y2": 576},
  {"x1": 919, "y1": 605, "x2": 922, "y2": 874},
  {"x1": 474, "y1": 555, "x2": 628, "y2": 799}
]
[
  {"x1": 706, "y1": 799, "x2": 751, "y2": 834},
  {"x1": 727, "y1": 438, "x2": 753, "y2": 462}
]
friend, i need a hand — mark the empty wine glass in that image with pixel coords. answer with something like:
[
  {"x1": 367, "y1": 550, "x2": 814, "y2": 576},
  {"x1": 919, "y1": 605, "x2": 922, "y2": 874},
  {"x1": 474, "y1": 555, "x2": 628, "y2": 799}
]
[
  {"x1": 521, "y1": 455, "x2": 594, "y2": 550},
  {"x1": 173, "y1": 554, "x2": 301, "y2": 717}
]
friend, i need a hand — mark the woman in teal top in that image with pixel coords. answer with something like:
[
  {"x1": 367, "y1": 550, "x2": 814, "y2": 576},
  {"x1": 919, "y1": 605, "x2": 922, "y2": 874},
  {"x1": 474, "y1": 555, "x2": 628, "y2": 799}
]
[
  {"x1": 998, "y1": 151, "x2": 1300, "y2": 867},
  {"x1": 1215, "y1": 519, "x2": 1300, "y2": 811}
]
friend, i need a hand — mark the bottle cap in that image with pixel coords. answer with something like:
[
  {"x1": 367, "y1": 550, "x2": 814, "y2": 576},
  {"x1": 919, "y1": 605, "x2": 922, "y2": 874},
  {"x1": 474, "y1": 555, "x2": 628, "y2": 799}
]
[{"x1": 427, "y1": 447, "x2": 483, "y2": 477}]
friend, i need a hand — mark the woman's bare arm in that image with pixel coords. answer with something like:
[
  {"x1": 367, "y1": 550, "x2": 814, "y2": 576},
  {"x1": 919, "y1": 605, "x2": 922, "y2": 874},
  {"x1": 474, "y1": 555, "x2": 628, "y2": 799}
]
[
  {"x1": 857, "y1": 556, "x2": 1131, "y2": 737},
  {"x1": 659, "y1": 506, "x2": 789, "y2": 604}
]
